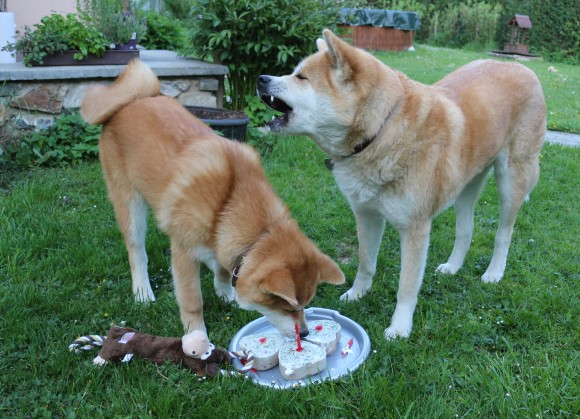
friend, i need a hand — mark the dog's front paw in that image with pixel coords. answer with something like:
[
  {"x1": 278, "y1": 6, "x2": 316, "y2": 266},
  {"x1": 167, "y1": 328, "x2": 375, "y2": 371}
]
[
  {"x1": 340, "y1": 287, "x2": 369, "y2": 302},
  {"x1": 134, "y1": 287, "x2": 156, "y2": 303},
  {"x1": 436, "y1": 263, "x2": 460, "y2": 275},
  {"x1": 481, "y1": 270, "x2": 503, "y2": 283},
  {"x1": 384, "y1": 324, "x2": 411, "y2": 340},
  {"x1": 384, "y1": 310, "x2": 413, "y2": 340}
]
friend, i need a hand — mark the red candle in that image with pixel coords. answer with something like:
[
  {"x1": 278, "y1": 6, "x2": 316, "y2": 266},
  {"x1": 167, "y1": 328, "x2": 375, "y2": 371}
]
[{"x1": 295, "y1": 323, "x2": 303, "y2": 352}]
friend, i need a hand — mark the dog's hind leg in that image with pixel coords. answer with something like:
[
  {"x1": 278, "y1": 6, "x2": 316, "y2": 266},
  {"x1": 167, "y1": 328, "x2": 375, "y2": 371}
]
[
  {"x1": 482, "y1": 150, "x2": 539, "y2": 283},
  {"x1": 107, "y1": 182, "x2": 155, "y2": 303},
  {"x1": 385, "y1": 220, "x2": 432, "y2": 339},
  {"x1": 340, "y1": 209, "x2": 386, "y2": 301},
  {"x1": 125, "y1": 193, "x2": 156, "y2": 302},
  {"x1": 437, "y1": 166, "x2": 491, "y2": 275},
  {"x1": 171, "y1": 240, "x2": 206, "y2": 333}
]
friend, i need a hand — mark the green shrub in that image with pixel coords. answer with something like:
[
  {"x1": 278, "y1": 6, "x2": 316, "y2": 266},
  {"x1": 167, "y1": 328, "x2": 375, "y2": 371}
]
[
  {"x1": 138, "y1": 10, "x2": 188, "y2": 51},
  {"x1": 431, "y1": 1, "x2": 502, "y2": 50},
  {"x1": 530, "y1": 0, "x2": 580, "y2": 64},
  {"x1": 162, "y1": 0, "x2": 196, "y2": 20},
  {"x1": 2, "y1": 113, "x2": 101, "y2": 168},
  {"x1": 183, "y1": 0, "x2": 341, "y2": 111},
  {"x1": 243, "y1": 94, "x2": 280, "y2": 127}
]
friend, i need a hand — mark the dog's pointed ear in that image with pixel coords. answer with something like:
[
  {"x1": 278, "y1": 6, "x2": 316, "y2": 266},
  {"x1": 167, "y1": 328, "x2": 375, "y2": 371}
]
[
  {"x1": 261, "y1": 271, "x2": 299, "y2": 307},
  {"x1": 316, "y1": 38, "x2": 328, "y2": 52},
  {"x1": 322, "y1": 29, "x2": 340, "y2": 66},
  {"x1": 322, "y1": 29, "x2": 355, "y2": 78},
  {"x1": 317, "y1": 253, "x2": 345, "y2": 285}
]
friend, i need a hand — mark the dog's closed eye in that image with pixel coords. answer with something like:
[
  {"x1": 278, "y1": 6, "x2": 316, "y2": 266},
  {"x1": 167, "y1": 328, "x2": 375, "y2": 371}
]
[{"x1": 295, "y1": 73, "x2": 308, "y2": 80}]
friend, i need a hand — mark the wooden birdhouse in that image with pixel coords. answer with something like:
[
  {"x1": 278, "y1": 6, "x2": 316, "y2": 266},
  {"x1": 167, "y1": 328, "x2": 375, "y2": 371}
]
[{"x1": 503, "y1": 14, "x2": 532, "y2": 55}]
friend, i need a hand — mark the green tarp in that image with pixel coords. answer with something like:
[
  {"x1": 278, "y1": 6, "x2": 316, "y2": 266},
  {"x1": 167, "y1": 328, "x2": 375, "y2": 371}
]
[{"x1": 339, "y1": 8, "x2": 421, "y2": 31}]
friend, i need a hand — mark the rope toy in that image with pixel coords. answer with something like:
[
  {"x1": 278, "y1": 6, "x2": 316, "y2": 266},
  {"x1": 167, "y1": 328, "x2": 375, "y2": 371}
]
[
  {"x1": 227, "y1": 350, "x2": 256, "y2": 373},
  {"x1": 68, "y1": 334, "x2": 105, "y2": 353}
]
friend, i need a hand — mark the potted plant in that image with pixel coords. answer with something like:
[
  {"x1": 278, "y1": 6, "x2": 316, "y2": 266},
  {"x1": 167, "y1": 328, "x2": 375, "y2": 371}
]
[
  {"x1": 2, "y1": 0, "x2": 146, "y2": 66},
  {"x1": 76, "y1": 0, "x2": 147, "y2": 50},
  {"x1": 0, "y1": 0, "x2": 16, "y2": 63},
  {"x1": 4, "y1": 13, "x2": 109, "y2": 66}
]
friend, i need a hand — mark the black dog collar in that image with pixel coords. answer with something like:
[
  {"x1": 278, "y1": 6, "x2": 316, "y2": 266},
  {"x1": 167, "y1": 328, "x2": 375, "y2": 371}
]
[
  {"x1": 231, "y1": 256, "x2": 245, "y2": 287},
  {"x1": 324, "y1": 137, "x2": 374, "y2": 170},
  {"x1": 325, "y1": 105, "x2": 396, "y2": 171},
  {"x1": 324, "y1": 137, "x2": 374, "y2": 171}
]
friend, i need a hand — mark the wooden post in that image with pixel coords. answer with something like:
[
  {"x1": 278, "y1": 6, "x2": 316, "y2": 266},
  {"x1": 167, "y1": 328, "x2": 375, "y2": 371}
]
[{"x1": 510, "y1": 21, "x2": 515, "y2": 44}]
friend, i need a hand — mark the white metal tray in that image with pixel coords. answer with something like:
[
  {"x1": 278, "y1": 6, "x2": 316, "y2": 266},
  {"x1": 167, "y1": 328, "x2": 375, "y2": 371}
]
[{"x1": 228, "y1": 307, "x2": 371, "y2": 389}]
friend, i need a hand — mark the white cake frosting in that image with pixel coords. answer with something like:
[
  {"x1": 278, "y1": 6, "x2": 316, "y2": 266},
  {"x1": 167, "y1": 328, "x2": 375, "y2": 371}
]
[
  {"x1": 303, "y1": 319, "x2": 341, "y2": 355},
  {"x1": 238, "y1": 332, "x2": 286, "y2": 370},
  {"x1": 278, "y1": 341, "x2": 327, "y2": 380}
]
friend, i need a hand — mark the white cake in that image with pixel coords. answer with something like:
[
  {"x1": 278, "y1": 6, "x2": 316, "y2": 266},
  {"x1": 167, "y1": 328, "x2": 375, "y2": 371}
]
[
  {"x1": 278, "y1": 341, "x2": 327, "y2": 380},
  {"x1": 238, "y1": 332, "x2": 286, "y2": 371},
  {"x1": 304, "y1": 319, "x2": 341, "y2": 355}
]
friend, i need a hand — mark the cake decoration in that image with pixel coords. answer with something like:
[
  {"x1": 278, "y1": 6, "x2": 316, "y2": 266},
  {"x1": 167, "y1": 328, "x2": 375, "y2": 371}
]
[
  {"x1": 303, "y1": 319, "x2": 342, "y2": 355},
  {"x1": 341, "y1": 338, "x2": 354, "y2": 357}
]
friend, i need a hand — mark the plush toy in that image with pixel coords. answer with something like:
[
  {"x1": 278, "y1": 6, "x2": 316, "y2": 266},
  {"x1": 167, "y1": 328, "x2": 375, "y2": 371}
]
[{"x1": 70, "y1": 327, "x2": 231, "y2": 377}]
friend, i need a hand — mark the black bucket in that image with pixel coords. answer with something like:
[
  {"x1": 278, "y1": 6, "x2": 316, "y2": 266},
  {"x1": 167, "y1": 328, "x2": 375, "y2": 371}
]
[{"x1": 185, "y1": 106, "x2": 250, "y2": 142}]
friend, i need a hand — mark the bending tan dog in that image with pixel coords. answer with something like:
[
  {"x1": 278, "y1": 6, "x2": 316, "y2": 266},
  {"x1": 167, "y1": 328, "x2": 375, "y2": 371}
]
[
  {"x1": 81, "y1": 60, "x2": 344, "y2": 337},
  {"x1": 257, "y1": 30, "x2": 546, "y2": 339}
]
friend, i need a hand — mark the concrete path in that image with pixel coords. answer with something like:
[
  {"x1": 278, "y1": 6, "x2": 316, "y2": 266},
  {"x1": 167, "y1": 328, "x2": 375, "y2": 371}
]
[{"x1": 545, "y1": 131, "x2": 580, "y2": 147}]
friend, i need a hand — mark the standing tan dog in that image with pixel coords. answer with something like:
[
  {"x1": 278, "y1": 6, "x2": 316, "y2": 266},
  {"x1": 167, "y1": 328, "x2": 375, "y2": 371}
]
[
  {"x1": 257, "y1": 30, "x2": 546, "y2": 339},
  {"x1": 81, "y1": 60, "x2": 344, "y2": 337}
]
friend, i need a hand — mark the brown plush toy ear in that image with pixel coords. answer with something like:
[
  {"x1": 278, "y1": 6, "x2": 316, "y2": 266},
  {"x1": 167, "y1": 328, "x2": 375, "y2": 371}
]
[
  {"x1": 206, "y1": 348, "x2": 232, "y2": 377},
  {"x1": 185, "y1": 347, "x2": 231, "y2": 377}
]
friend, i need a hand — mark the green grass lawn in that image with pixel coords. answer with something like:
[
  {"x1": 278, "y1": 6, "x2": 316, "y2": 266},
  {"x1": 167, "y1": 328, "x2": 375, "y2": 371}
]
[
  {"x1": 1, "y1": 139, "x2": 578, "y2": 417},
  {"x1": 1, "y1": 46, "x2": 579, "y2": 417}
]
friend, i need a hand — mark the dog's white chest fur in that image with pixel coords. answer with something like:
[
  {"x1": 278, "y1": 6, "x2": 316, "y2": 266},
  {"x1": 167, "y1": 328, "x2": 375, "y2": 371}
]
[{"x1": 333, "y1": 162, "x2": 414, "y2": 229}]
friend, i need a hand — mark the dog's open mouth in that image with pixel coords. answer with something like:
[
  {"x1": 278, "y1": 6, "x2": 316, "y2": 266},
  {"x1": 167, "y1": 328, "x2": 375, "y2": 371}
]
[{"x1": 260, "y1": 94, "x2": 293, "y2": 131}]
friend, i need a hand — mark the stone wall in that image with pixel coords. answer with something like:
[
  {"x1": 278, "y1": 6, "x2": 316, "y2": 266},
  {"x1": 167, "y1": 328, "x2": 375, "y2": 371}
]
[{"x1": 0, "y1": 50, "x2": 227, "y2": 148}]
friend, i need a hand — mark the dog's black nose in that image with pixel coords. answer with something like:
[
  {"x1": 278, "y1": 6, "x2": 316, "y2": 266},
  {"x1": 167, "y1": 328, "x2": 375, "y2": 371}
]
[
  {"x1": 299, "y1": 330, "x2": 309, "y2": 338},
  {"x1": 258, "y1": 75, "x2": 271, "y2": 86}
]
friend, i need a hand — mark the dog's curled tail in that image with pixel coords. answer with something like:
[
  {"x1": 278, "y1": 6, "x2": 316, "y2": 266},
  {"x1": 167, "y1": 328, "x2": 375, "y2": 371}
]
[{"x1": 81, "y1": 59, "x2": 160, "y2": 125}]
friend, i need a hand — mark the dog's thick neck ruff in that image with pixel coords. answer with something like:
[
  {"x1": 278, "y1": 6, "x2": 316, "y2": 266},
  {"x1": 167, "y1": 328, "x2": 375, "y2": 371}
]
[{"x1": 325, "y1": 107, "x2": 394, "y2": 170}]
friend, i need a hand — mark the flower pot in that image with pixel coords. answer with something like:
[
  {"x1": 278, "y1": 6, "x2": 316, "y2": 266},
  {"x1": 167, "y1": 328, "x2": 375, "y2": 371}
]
[
  {"x1": 185, "y1": 106, "x2": 250, "y2": 142},
  {"x1": 114, "y1": 39, "x2": 138, "y2": 50},
  {"x1": 0, "y1": 12, "x2": 16, "y2": 63},
  {"x1": 28, "y1": 50, "x2": 139, "y2": 66}
]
